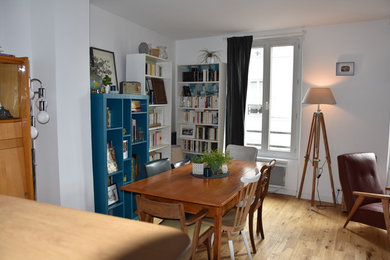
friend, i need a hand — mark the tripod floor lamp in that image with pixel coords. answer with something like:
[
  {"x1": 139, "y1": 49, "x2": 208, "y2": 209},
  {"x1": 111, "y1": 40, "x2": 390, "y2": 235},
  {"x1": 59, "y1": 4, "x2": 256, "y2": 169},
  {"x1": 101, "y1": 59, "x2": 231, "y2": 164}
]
[{"x1": 298, "y1": 87, "x2": 337, "y2": 208}]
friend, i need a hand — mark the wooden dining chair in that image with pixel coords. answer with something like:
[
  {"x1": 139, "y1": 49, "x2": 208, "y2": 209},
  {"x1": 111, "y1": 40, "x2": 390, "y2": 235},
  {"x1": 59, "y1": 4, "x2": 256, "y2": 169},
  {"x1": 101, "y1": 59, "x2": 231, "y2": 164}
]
[
  {"x1": 136, "y1": 195, "x2": 214, "y2": 260},
  {"x1": 226, "y1": 144, "x2": 258, "y2": 162},
  {"x1": 248, "y1": 159, "x2": 276, "y2": 253},
  {"x1": 203, "y1": 173, "x2": 261, "y2": 260},
  {"x1": 144, "y1": 158, "x2": 172, "y2": 178}
]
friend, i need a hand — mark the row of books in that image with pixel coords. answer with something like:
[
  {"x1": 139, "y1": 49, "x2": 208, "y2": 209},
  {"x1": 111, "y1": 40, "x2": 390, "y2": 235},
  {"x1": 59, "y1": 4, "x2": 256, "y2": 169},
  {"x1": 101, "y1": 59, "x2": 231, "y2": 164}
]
[
  {"x1": 145, "y1": 62, "x2": 163, "y2": 77},
  {"x1": 149, "y1": 130, "x2": 162, "y2": 149},
  {"x1": 146, "y1": 78, "x2": 167, "y2": 105},
  {"x1": 122, "y1": 154, "x2": 142, "y2": 183},
  {"x1": 196, "y1": 126, "x2": 218, "y2": 141},
  {"x1": 132, "y1": 120, "x2": 145, "y2": 142},
  {"x1": 149, "y1": 107, "x2": 163, "y2": 128},
  {"x1": 182, "y1": 110, "x2": 218, "y2": 125},
  {"x1": 182, "y1": 68, "x2": 219, "y2": 82},
  {"x1": 181, "y1": 139, "x2": 218, "y2": 154},
  {"x1": 149, "y1": 151, "x2": 162, "y2": 161},
  {"x1": 180, "y1": 95, "x2": 218, "y2": 109}
]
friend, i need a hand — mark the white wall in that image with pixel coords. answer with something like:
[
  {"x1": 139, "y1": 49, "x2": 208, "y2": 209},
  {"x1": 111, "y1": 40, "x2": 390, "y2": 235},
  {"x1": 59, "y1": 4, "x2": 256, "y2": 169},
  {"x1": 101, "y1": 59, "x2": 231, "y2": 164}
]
[
  {"x1": 175, "y1": 19, "x2": 390, "y2": 202},
  {"x1": 299, "y1": 20, "x2": 390, "y2": 202},
  {"x1": 1, "y1": 0, "x2": 93, "y2": 210},
  {"x1": 89, "y1": 4, "x2": 175, "y2": 126},
  {"x1": 0, "y1": 0, "x2": 32, "y2": 57},
  {"x1": 89, "y1": 4, "x2": 175, "y2": 88}
]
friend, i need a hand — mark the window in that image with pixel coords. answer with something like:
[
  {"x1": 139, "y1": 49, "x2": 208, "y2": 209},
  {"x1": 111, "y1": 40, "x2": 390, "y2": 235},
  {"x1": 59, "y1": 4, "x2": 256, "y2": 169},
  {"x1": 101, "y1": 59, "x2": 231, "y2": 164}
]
[{"x1": 244, "y1": 36, "x2": 302, "y2": 159}]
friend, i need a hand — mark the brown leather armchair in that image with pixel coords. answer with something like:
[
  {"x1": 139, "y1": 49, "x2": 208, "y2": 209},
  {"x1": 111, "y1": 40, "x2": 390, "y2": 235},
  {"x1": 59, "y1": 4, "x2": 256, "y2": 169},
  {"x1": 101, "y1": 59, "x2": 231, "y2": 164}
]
[{"x1": 337, "y1": 152, "x2": 390, "y2": 243}]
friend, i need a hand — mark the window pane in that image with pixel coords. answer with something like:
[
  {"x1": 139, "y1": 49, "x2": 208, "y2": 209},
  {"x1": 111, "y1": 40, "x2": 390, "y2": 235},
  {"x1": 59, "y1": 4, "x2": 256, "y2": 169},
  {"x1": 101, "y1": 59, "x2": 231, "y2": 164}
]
[
  {"x1": 244, "y1": 48, "x2": 263, "y2": 149},
  {"x1": 269, "y1": 46, "x2": 294, "y2": 151}
]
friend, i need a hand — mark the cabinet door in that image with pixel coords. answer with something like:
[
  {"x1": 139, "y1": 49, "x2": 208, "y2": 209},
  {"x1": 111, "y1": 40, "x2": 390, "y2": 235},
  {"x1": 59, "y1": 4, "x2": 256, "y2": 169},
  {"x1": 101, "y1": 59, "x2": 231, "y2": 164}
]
[
  {"x1": 0, "y1": 144, "x2": 27, "y2": 198},
  {"x1": 0, "y1": 57, "x2": 33, "y2": 199}
]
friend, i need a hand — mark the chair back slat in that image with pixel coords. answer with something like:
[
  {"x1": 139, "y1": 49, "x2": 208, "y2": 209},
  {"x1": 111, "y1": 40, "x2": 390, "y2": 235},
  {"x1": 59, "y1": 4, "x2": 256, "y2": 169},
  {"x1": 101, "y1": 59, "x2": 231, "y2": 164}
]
[
  {"x1": 136, "y1": 196, "x2": 187, "y2": 232},
  {"x1": 252, "y1": 159, "x2": 276, "y2": 210},
  {"x1": 232, "y1": 174, "x2": 261, "y2": 230}
]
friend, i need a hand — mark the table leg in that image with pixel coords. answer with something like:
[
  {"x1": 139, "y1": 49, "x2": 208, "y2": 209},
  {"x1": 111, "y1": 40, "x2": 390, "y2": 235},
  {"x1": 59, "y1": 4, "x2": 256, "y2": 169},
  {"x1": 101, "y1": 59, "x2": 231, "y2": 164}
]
[{"x1": 213, "y1": 209, "x2": 222, "y2": 260}]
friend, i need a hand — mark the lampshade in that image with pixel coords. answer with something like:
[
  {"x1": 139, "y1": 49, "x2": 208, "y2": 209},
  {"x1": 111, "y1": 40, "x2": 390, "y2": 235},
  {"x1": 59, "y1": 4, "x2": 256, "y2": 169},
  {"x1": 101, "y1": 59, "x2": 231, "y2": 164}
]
[{"x1": 302, "y1": 88, "x2": 336, "y2": 105}]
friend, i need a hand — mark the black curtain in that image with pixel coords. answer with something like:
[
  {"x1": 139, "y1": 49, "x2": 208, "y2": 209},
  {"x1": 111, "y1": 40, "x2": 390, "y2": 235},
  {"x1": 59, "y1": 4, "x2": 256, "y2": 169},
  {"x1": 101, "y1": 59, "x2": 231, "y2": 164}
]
[{"x1": 225, "y1": 36, "x2": 253, "y2": 146}]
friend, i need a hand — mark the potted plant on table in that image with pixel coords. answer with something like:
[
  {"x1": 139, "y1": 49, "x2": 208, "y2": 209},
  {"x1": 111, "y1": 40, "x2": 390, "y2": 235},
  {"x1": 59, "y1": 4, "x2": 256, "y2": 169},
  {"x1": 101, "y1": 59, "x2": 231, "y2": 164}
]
[
  {"x1": 202, "y1": 149, "x2": 232, "y2": 175},
  {"x1": 191, "y1": 156, "x2": 205, "y2": 176}
]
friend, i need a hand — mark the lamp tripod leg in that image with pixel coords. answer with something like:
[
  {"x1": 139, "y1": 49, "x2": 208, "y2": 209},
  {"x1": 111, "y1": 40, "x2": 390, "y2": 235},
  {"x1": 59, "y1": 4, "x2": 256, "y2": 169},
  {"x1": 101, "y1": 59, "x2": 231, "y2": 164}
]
[
  {"x1": 298, "y1": 113, "x2": 316, "y2": 199},
  {"x1": 319, "y1": 113, "x2": 336, "y2": 205}
]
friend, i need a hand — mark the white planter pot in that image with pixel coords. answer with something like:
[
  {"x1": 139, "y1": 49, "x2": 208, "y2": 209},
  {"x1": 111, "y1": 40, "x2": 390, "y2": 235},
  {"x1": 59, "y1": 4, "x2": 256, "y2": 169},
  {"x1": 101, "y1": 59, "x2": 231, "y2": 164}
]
[
  {"x1": 192, "y1": 163, "x2": 205, "y2": 175},
  {"x1": 221, "y1": 164, "x2": 228, "y2": 174}
]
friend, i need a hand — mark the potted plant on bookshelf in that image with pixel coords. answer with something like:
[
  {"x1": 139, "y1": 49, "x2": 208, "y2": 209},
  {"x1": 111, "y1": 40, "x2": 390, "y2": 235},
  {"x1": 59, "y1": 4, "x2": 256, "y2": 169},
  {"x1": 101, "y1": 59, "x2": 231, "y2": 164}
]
[
  {"x1": 202, "y1": 149, "x2": 232, "y2": 175},
  {"x1": 199, "y1": 49, "x2": 220, "y2": 64},
  {"x1": 102, "y1": 75, "x2": 112, "y2": 93}
]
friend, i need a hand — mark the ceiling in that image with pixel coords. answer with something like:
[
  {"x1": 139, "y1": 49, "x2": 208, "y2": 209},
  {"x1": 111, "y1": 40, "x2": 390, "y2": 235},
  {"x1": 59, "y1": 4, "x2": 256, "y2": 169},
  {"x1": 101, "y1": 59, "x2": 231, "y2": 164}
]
[{"x1": 90, "y1": 0, "x2": 390, "y2": 40}]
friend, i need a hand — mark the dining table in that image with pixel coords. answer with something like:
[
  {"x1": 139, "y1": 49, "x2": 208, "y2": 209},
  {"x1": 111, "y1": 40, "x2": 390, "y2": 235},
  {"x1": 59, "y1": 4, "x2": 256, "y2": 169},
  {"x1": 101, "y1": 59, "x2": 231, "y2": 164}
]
[
  {"x1": 121, "y1": 160, "x2": 264, "y2": 260},
  {"x1": 0, "y1": 194, "x2": 191, "y2": 260}
]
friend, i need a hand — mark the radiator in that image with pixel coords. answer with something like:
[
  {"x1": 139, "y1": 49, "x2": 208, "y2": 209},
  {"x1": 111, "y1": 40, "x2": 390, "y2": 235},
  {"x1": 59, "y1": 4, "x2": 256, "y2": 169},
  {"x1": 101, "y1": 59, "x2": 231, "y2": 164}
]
[{"x1": 259, "y1": 158, "x2": 287, "y2": 187}]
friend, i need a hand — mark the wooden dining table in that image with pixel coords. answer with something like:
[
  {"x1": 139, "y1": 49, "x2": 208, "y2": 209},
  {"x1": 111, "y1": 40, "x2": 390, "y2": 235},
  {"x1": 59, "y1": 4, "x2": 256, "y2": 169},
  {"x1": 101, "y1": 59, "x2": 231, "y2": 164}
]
[
  {"x1": 121, "y1": 160, "x2": 264, "y2": 260},
  {"x1": 0, "y1": 194, "x2": 191, "y2": 260}
]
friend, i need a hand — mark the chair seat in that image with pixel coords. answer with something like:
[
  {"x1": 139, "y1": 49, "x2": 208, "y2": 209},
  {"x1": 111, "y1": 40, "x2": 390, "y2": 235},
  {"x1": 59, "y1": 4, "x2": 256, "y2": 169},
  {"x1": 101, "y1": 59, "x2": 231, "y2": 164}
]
[
  {"x1": 202, "y1": 207, "x2": 236, "y2": 228},
  {"x1": 353, "y1": 202, "x2": 386, "y2": 230},
  {"x1": 161, "y1": 219, "x2": 212, "y2": 242}
]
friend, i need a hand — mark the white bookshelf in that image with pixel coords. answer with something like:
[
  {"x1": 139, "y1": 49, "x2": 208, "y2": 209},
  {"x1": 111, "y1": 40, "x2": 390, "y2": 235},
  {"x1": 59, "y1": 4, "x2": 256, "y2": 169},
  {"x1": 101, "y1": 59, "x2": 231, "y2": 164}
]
[
  {"x1": 176, "y1": 63, "x2": 226, "y2": 157},
  {"x1": 126, "y1": 54, "x2": 172, "y2": 160}
]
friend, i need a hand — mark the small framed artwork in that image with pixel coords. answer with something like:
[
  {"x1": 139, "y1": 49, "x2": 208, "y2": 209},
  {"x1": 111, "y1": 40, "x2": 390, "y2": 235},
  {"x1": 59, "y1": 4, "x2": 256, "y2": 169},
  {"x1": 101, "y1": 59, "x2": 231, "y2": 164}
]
[
  {"x1": 107, "y1": 183, "x2": 119, "y2": 206},
  {"x1": 90, "y1": 47, "x2": 118, "y2": 87},
  {"x1": 336, "y1": 62, "x2": 355, "y2": 76},
  {"x1": 180, "y1": 125, "x2": 195, "y2": 138}
]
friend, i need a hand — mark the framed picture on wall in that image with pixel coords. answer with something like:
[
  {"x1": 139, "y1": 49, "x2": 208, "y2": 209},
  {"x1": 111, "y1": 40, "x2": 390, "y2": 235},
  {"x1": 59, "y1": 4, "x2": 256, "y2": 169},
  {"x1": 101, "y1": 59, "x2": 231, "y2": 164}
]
[
  {"x1": 90, "y1": 47, "x2": 118, "y2": 87},
  {"x1": 180, "y1": 125, "x2": 195, "y2": 138},
  {"x1": 107, "y1": 183, "x2": 119, "y2": 206},
  {"x1": 336, "y1": 62, "x2": 354, "y2": 76}
]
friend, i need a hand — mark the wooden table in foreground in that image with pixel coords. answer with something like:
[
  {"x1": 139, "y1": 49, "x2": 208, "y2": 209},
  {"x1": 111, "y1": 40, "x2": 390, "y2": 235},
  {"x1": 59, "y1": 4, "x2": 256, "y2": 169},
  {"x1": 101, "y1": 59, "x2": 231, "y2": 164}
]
[
  {"x1": 121, "y1": 160, "x2": 263, "y2": 260},
  {"x1": 0, "y1": 195, "x2": 190, "y2": 260}
]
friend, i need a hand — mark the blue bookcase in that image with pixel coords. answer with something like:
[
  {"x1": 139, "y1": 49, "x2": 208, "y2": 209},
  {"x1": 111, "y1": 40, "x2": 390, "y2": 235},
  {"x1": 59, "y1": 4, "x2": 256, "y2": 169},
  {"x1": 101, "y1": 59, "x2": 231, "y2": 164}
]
[{"x1": 90, "y1": 93, "x2": 149, "y2": 219}]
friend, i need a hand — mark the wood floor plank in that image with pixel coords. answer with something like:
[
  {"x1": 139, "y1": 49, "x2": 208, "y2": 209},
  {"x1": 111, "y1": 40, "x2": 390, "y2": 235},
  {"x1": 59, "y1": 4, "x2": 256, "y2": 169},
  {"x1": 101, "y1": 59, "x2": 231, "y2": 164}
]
[{"x1": 195, "y1": 193, "x2": 390, "y2": 259}]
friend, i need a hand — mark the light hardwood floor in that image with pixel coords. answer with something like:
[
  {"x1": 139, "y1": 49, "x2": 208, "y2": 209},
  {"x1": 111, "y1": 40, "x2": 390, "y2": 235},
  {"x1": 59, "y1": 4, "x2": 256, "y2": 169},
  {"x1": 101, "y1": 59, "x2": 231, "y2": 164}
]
[{"x1": 196, "y1": 193, "x2": 390, "y2": 259}]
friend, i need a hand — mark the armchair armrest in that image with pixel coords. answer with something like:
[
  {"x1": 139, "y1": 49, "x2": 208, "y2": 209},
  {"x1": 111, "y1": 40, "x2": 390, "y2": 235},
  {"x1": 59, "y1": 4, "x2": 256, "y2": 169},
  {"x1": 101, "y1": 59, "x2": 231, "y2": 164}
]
[
  {"x1": 353, "y1": 191, "x2": 390, "y2": 200},
  {"x1": 185, "y1": 209, "x2": 208, "y2": 226}
]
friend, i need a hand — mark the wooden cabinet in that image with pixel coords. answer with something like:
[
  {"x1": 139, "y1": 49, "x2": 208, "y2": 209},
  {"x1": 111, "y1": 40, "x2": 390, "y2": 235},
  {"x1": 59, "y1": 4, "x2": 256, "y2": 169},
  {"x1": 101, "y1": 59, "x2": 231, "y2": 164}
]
[
  {"x1": 126, "y1": 54, "x2": 172, "y2": 160},
  {"x1": 176, "y1": 63, "x2": 226, "y2": 156},
  {"x1": 0, "y1": 56, "x2": 33, "y2": 199},
  {"x1": 90, "y1": 93, "x2": 149, "y2": 219}
]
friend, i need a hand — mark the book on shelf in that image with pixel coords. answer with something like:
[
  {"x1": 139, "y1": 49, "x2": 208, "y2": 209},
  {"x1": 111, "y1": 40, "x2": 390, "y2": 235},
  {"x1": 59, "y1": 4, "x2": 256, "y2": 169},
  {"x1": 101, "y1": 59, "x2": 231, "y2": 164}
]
[
  {"x1": 131, "y1": 101, "x2": 141, "y2": 112},
  {"x1": 132, "y1": 119, "x2": 137, "y2": 142},
  {"x1": 131, "y1": 154, "x2": 141, "y2": 182},
  {"x1": 179, "y1": 94, "x2": 219, "y2": 109},
  {"x1": 107, "y1": 141, "x2": 118, "y2": 174},
  {"x1": 145, "y1": 62, "x2": 162, "y2": 77},
  {"x1": 149, "y1": 130, "x2": 162, "y2": 148},
  {"x1": 181, "y1": 110, "x2": 218, "y2": 125},
  {"x1": 181, "y1": 139, "x2": 218, "y2": 154},
  {"x1": 149, "y1": 106, "x2": 163, "y2": 128},
  {"x1": 182, "y1": 85, "x2": 192, "y2": 96},
  {"x1": 182, "y1": 67, "x2": 219, "y2": 82},
  {"x1": 151, "y1": 78, "x2": 167, "y2": 104}
]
